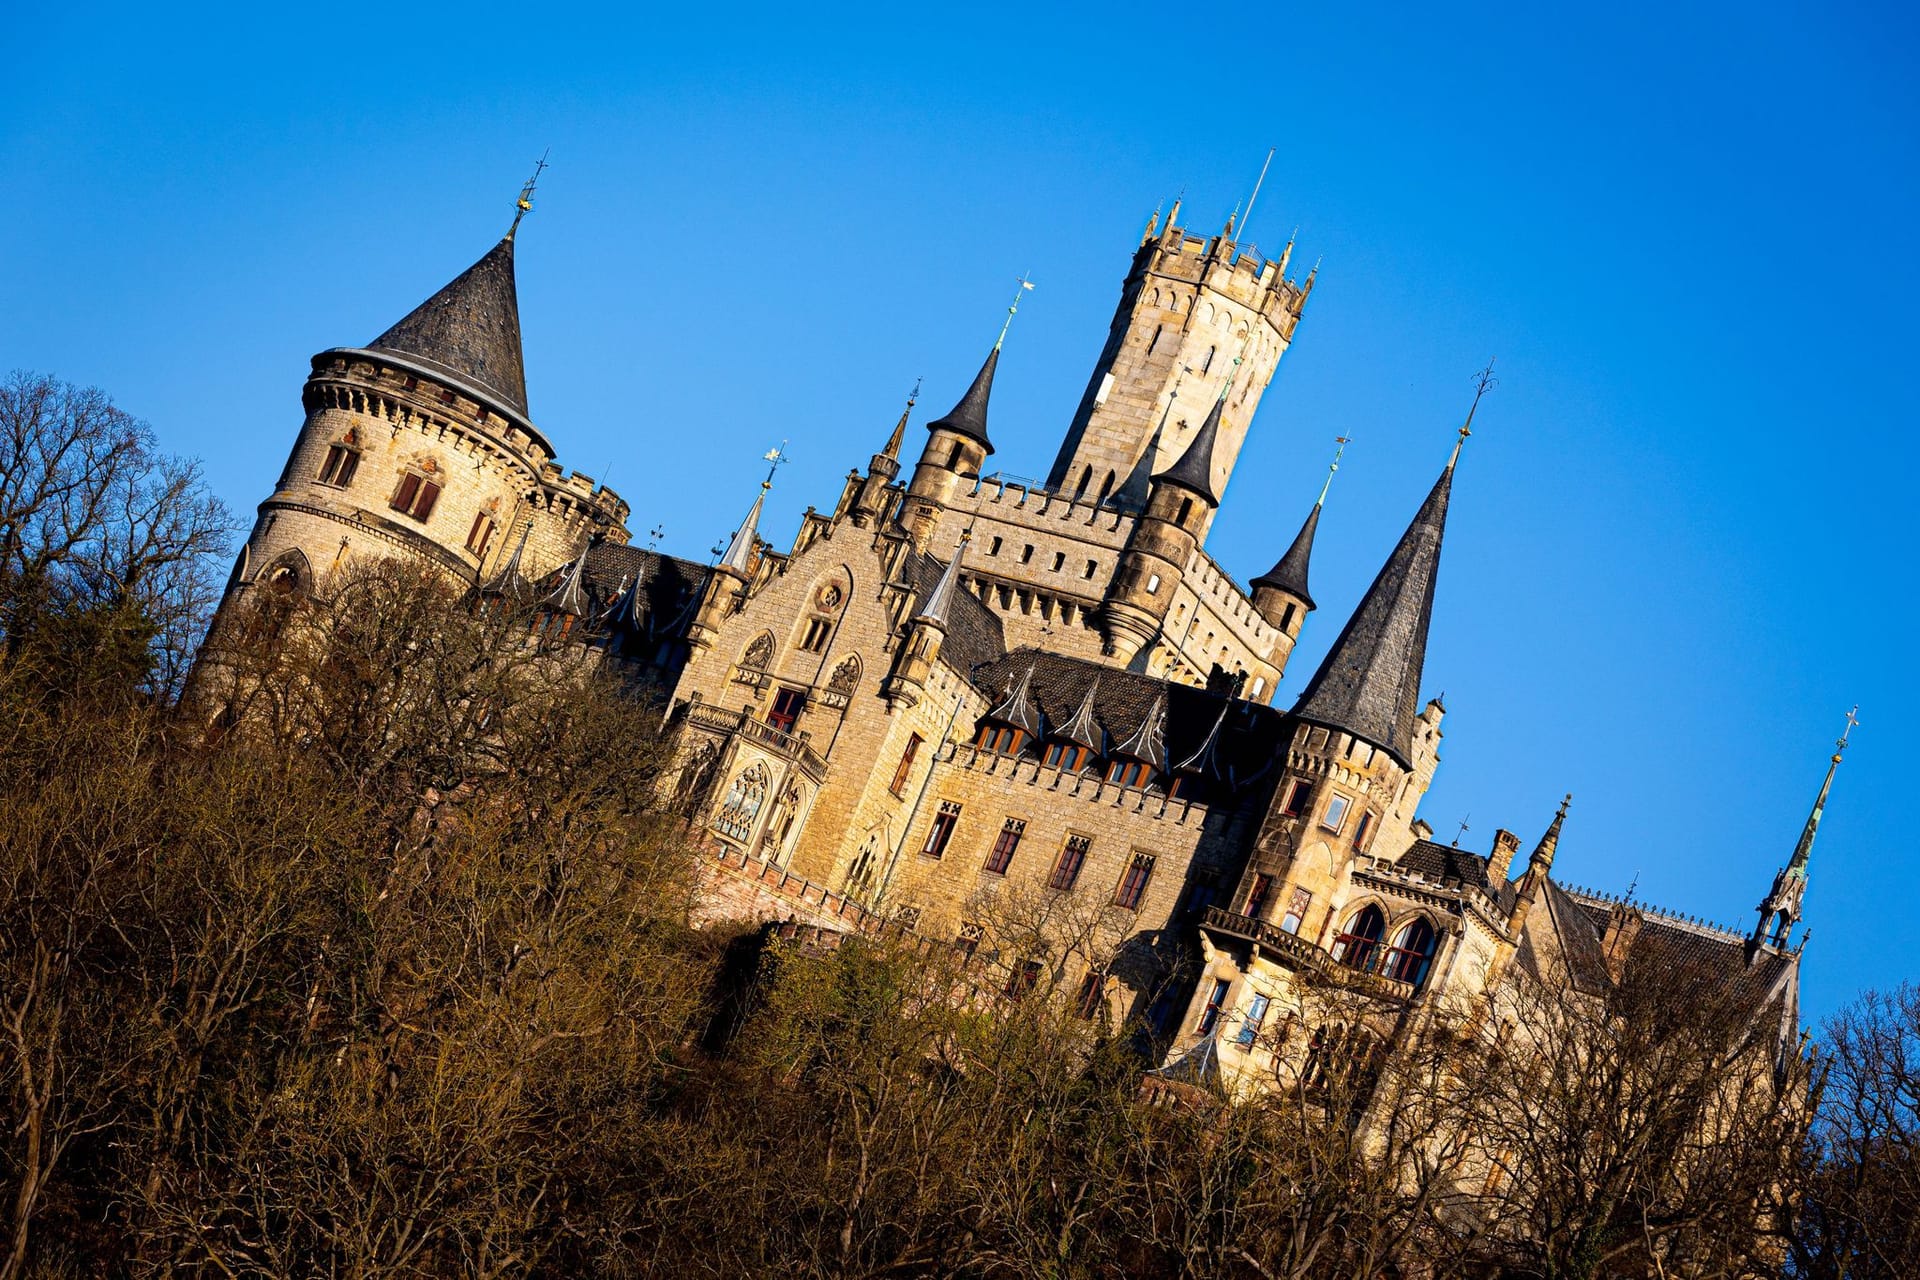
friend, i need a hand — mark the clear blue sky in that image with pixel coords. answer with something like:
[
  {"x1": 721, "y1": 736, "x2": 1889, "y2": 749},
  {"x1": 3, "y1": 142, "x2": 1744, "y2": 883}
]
[{"x1": 5, "y1": 2, "x2": 1914, "y2": 1022}]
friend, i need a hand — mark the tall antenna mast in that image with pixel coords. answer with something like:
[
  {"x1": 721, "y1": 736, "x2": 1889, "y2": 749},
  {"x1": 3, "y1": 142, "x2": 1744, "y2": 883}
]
[{"x1": 1242, "y1": 147, "x2": 1276, "y2": 242}]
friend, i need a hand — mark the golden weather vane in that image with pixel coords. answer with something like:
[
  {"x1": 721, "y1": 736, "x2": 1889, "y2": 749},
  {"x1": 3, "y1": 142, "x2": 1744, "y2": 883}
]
[{"x1": 509, "y1": 149, "x2": 550, "y2": 238}]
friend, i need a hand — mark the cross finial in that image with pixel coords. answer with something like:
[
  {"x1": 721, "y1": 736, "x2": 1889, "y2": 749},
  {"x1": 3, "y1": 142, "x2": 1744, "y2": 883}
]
[
  {"x1": 995, "y1": 274, "x2": 1037, "y2": 350},
  {"x1": 908, "y1": 376, "x2": 922, "y2": 408},
  {"x1": 1834, "y1": 704, "x2": 1861, "y2": 763},
  {"x1": 1453, "y1": 814, "x2": 1471, "y2": 848},
  {"x1": 509, "y1": 149, "x2": 550, "y2": 239}
]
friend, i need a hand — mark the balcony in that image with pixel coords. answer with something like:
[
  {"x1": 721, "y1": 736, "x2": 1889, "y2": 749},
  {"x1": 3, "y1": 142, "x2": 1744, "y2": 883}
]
[
  {"x1": 1200, "y1": 907, "x2": 1415, "y2": 1003},
  {"x1": 682, "y1": 697, "x2": 830, "y2": 783}
]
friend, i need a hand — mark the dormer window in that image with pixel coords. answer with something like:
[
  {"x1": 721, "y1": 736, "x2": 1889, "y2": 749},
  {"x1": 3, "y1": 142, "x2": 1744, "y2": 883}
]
[
  {"x1": 1042, "y1": 741, "x2": 1089, "y2": 772},
  {"x1": 1105, "y1": 757, "x2": 1150, "y2": 789},
  {"x1": 974, "y1": 723, "x2": 1027, "y2": 755}
]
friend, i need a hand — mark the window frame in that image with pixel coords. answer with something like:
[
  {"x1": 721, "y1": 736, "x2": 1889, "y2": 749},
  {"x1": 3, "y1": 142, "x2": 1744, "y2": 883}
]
[
  {"x1": 984, "y1": 817, "x2": 1025, "y2": 875},
  {"x1": 1234, "y1": 992, "x2": 1271, "y2": 1047},
  {"x1": 1320, "y1": 792, "x2": 1353, "y2": 835},
  {"x1": 389, "y1": 471, "x2": 441, "y2": 522},
  {"x1": 921, "y1": 800, "x2": 962, "y2": 859},
  {"x1": 317, "y1": 443, "x2": 360, "y2": 488},
  {"x1": 889, "y1": 733, "x2": 923, "y2": 797},
  {"x1": 1196, "y1": 978, "x2": 1231, "y2": 1034},
  {"x1": 1282, "y1": 779, "x2": 1313, "y2": 818},
  {"x1": 465, "y1": 511, "x2": 496, "y2": 557},
  {"x1": 1114, "y1": 852, "x2": 1157, "y2": 910},
  {"x1": 1047, "y1": 834, "x2": 1091, "y2": 891}
]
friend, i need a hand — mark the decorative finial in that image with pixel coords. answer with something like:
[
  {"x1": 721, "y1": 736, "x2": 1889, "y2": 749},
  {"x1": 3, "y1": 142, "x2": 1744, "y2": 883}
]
[
  {"x1": 1241, "y1": 147, "x2": 1277, "y2": 242},
  {"x1": 1624, "y1": 871, "x2": 1640, "y2": 903},
  {"x1": 648, "y1": 523, "x2": 665, "y2": 550},
  {"x1": 1453, "y1": 814, "x2": 1471, "y2": 848},
  {"x1": 760, "y1": 441, "x2": 789, "y2": 489},
  {"x1": 1224, "y1": 200, "x2": 1242, "y2": 238},
  {"x1": 1316, "y1": 435, "x2": 1351, "y2": 506},
  {"x1": 508, "y1": 149, "x2": 550, "y2": 239},
  {"x1": 908, "y1": 376, "x2": 922, "y2": 408},
  {"x1": 1558, "y1": 792, "x2": 1572, "y2": 818},
  {"x1": 994, "y1": 274, "x2": 1036, "y2": 350},
  {"x1": 1450, "y1": 358, "x2": 1497, "y2": 467},
  {"x1": 1835, "y1": 704, "x2": 1860, "y2": 762}
]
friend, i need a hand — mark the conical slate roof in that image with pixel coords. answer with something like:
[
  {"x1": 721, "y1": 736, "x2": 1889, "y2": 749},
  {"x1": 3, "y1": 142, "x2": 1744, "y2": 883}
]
[
  {"x1": 369, "y1": 235, "x2": 529, "y2": 418},
  {"x1": 1252, "y1": 502, "x2": 1321, "y2": 608},
  {"x1": 1153, "y1": 396, "x2": 1225, "y2": 506},
  {"x1": 1291, "y1": 453, "x2": 1457, "y2": 769},
  {"x1": 480, "y1": 521, "x2": 535, "y2": 602},
  {"x1": 915, "y1": 536, "x2": 968, "y2": 627},
  {"x1": 926, "y1": 348, "x2": 998, "y2": 454}
]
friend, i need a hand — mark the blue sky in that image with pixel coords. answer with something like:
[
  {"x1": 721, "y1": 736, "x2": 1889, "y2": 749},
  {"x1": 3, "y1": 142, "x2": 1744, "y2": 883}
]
[{"x1": 5, "y1": 2, "x2": 1914, "y2": 1022}]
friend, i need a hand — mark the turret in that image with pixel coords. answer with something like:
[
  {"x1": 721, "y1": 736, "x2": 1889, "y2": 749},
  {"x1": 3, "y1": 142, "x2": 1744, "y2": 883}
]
[
  {"x1": 689, "y1": 469, "x2": 771, "y2": 652},
  {"x1": 1099, "y1": 391, "x2": 1226, "y2": 664},
  {"x1": 1507, "y1": 795, "x2": 1570, "y2": 933},
  {"x1": 1751, "y1": 709, "x2": 1857, "y2": 953},
  {"x1": 1249, "y1": 438, "x2": 1343, "y2": 678},
  {"x1": 882, "y1": 532, "x2": 968, "y2": 710},
  {"x1": 846, "y1": 386, "x2": 916, "y2": 529},
  {"x1": 903, "y1": 348, "x2": 997, "y2": 549}
]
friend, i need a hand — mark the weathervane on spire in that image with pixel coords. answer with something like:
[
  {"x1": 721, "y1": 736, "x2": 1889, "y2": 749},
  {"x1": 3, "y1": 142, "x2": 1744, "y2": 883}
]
[
  {"x1": 760, "y1": 441, "x2": 789, "y2": 489},
  {"x1": 509, "y1": 149, "x2": 550, "y2": 239},
  {"x1": 1317, "y1": 436, "x2": 1351, "y2": 505},
  {"x1": 1449, "y1": 358, "x2": 1497, "y2": 466},
  {"x1": 995, "y1": 274, "x2": 1036, "y2": 350}
]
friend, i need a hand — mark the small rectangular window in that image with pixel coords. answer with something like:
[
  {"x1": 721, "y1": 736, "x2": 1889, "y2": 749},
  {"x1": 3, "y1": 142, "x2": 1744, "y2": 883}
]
[
  {"x1": 988, "y1": 535, "x2": 1003, "y2": 556},
  {"x1": 889, "y1": 733, "x2": 923, "y2": 797},
  {"x1": 1048, "y1": 835, "x2": 1091, "y2": 891},
  {"x1": 1197, "y1": 978, "x2": 1230, "y2": 1034},
  {"x1": 1042, "y1": 742, "x2": 1087, "y2": 772},
  {"x1": 1280, "y1": 887, "x2": 1313, "y2": 935},
  {"x1": 1145, "y1": 573, "x2": 1161, "y2": 594},
  {"x1": 465, "y1": 513, "x2": 496, "y2": 557},
  {"x1": 1005, "y1": 960, "x2": 1041, "y2": 1000},
  {"x1": 767, "y1": 688, "x2": 806, "y2": 735},
  {"x1": 1321, "y1": 793, "x2": 1352, "y2": 835},
  {"x1": 318, "y1": 444, "x2": 359, "y2": 487},
  {"x1": 1243, "y1": 872, "x2": 1273, "y2": 920},
  {"x1": 955, "y1": 924, "x2": 983, "y2": 962},
  {"x1": 984, "y1": 818, "x2": 1025, "y2": 875},
  {"x1": 1073, "y1": 971, "x2": 1105, "y2": 1020},
  {"x1": 1234, "y1": 993, "x2": 1271, "y2": 1047},
  {"x1": 1114, "y1": 853, "x2": 1156, "y2": 910},
  {"x1": 1354, "y1": 810, "x2": 1376, "y2": 851},
  {"x1": 1051, "y1": 551, "x2": 1066, "y2": 572},
  {"x1": 800, "y1": 617, "x2": 833, "y2": 652},
  {"x1": 1282, "y1": 779, "x2": 1313, "y2": 818},
  {"x1": 922, "y1": 800, "x2": 961, "y2": 858}
]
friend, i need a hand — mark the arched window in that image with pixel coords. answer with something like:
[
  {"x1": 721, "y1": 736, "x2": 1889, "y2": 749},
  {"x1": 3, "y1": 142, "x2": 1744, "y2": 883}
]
[
  {"x1": 1384, "y1": 918, "x2": 1438, "y2": 987},
  {"x1": 713, "y1": 762, "x2": 770, "y2": 843},
  {"x1": 1331, "y1": 904, "x2": 1386, "y2": 972}
]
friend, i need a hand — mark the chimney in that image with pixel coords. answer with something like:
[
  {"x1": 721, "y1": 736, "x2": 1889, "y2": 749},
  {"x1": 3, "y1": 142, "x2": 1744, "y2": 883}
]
[
  {"x1": 1411, "y1": 819, "x2": 1435, "y2": 843},
  {"x1": 1601, "y1": 902, "x2": 1644, "y2": 981},
  {"x1": 1488, "y1": 829, "x2": 1522, "y2": 883}
]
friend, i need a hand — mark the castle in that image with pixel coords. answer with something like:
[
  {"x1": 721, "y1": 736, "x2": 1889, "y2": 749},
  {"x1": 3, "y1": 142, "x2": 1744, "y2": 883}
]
[{"x1": 206, "y1": 185, "x2": 1835, "y2": 1098}]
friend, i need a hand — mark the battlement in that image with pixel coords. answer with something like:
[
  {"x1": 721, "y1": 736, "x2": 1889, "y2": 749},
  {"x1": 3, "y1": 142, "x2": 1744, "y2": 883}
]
[
  {"x1": 943, "y1": 739, "x2": 1211, "y2": 827},
  {"x1": 1142, "y1": 221, "x2": 1312, "y2": 322},
  {"x1": 1561, "y1": 885, "x2": 1748, "y2": 944},
  {"x1": 538, "y1": 464, "x2": 630, "y2": 526}
]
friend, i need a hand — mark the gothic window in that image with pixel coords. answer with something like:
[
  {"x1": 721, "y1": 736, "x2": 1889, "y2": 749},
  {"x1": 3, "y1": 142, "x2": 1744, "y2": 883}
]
[
  {"x1": 713, "y1": 762, "x2": 770, "y2": 843},
  {"x1": 1331, "y1": 904, "x2": 1387, "y2": 972},
  {"x1": 1203, "y1": 345, "x2": 1216, "y2": 374},
  {"x1": 1196, "y1": 978, "x2": 1230, "y2": 1034},
  {"x1": 920, "y1": 800, "x2": 961, "y2": 858},
  {"x1": 1048, "y1": 834, "x2": 1091, "y2": 891},
  {"x1": 318, "y1": 443, "x2": 360, "y2": 487},
  {"x1": 984, "y1": 818, "x2": 1025, "y2": 875},
  {"x1": 674, "y1": 742, "x2": 720, "y2": 816},
  {"x1": 1384, "y1": 918, "x2": 1439, "y2": 988},
  {"x1": 1075, "y1": 466, "x2": 1092, "y2": 500},
  {"x1": 1242, "y1": 873, "x2": 1273, "y2": 920},
  {"x1": 389, "y1": 471, "x2": 441, "y2": 521},
  {"x1": 954, "y1": 922, "x2": 984, "y2": 962},
  {"x1": 740, "y1": 632, "x2": 773, "y2": 670},
  {"x1": 889, "y1": 733, "x2": 922, "y2": 796},
  {"x1": 1114, "y1": 853, "x2": 1156, "y2": 910},
  {"x1": 845, "y1": 835, "x2": 880, "y2": 900}
]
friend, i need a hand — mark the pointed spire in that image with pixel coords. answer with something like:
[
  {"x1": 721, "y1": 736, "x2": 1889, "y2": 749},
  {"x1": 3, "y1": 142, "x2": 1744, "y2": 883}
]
[
  {"x1": 1755, "y1": 708, "x2": 1858, "y2": 947},
  {"x1": 1154, "y1": 393, "x2": 1227, "y2": 506},
  {"x1": 1253, "y1": 435, "x2": 1344, "y2": 610},
  {"x1": 880, "y1": 380, "x2": 919, "y2": 463},
  {"x1": 1174, "y1": 692, "x2": 1234, "y2": 780},
  {"x1": 1114, "y1": 690, "x2": 1168, "y2": 771},
  {"x1": 718, "y1": 485, "x2": 768, "y2": 577},
  {"x1": 369, "y1": 235, "x2": 529, "y2": 418},
  {"x1": 1529, "y1": 794, "x2": 1571, "y2": 876},
  {"x1": 1056, "y1": 678, "x2": 1104, "y2": 752},
  {"x1": 480, "y1": 520, "x2": 535, "y2": 602},
  {"x1": 600, "y1": 573, "x2": 636, "y2": 629},
  {"x1": 926, "y1": 347, "x2": 999, "y2": 455},
  {"x1": 915, "y1": 531, "x2": 969, "y2": 628},
  {"x1": 1290, "y1": 449, "x2": 1457, "y2": 769},
  {"x1": 542, "y1": 543, "x2": 591, "y2": 617}
]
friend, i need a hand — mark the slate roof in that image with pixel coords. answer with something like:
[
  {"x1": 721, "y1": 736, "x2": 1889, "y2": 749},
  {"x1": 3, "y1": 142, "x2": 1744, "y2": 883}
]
[
  {"x1": 1153, "y1": 396, "x2": 1225, "y2": 506},
  {"x1": 368, "y1": 235, "x2": 530, "y2": 420},
  {"x1": 1251, "y1": 501, "x2": 1321, "y2": 608},
  {"x1": 901, "y1": 549, "x2": 1004, "y2": 674},
  {"x1": 1291, "y1": 456, "x2": 1455, "y2": 769},
  {"x1": 967, "y1": 649, "x2": 1287, "y2": 787},
  {"x1": 574, "y1": 543, "x2": 710, "y2": 642},
  {"x1": 925, "y1": 347, "x2": 998, "y2": 454}
]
